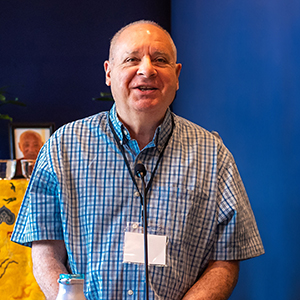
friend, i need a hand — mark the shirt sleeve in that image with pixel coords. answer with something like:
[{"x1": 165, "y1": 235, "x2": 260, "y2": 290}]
[
  {"x1": 11, "y1": 143, "x2": 64, "y2": 247},
  {"x1": 211, "y1": 145, "x2": 265, "y2": 261}
]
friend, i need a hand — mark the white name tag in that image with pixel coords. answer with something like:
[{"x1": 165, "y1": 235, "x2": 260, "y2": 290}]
[{"x1": 123, "y1": 232, "x2": 167, "y2": 266}]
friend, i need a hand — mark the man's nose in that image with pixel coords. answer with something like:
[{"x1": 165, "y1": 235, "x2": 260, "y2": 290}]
[{"x1": 137, "y1": 57, "x2": 157, "y2": 78}]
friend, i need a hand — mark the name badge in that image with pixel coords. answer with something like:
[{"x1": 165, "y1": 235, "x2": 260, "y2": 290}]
[{"x1": 123, "y1": 231, "x2": 167, "y2": 266}]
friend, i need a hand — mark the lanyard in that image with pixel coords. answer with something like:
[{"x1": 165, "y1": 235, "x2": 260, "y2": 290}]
[{"x1": 108, "y1": 114, "x2": 174, "y2": 206}]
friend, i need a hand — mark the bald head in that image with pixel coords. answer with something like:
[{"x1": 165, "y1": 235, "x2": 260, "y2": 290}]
[
  {"x1": 108, "y1": 20, "x2": 178, "y2": 63},
  {"x1": 19, "y1": 130, "x2": 43, "y2": 159}
]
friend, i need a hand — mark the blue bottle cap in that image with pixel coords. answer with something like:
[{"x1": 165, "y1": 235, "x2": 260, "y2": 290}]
[{"x1": 58, "y1": 274, "x2": 84, "y2": 284}]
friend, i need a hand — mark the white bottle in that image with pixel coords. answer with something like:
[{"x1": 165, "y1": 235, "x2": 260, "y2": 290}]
[{"x1": 55, "y1": 274, "x2": 86, "y2": 300}]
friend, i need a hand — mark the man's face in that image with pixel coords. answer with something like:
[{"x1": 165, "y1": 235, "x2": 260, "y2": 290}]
[
  {"x1": 104, "y1": 24, "x2": 182, "y2": 121},
  {"x1": 19, "y1": 133, "x2": 43, "y2": 159}
]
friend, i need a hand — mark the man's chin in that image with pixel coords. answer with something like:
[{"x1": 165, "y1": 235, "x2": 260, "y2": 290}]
[{"x1": 133, "y1": 97, "x2": 162, "y2": 110}]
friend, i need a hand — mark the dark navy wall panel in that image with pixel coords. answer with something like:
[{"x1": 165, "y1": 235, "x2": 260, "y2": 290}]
[
  {"x1": 0, "y1": 0, "x2": 171, "y2": 157},
  {"x1": 172, "y1": 1, "x2": 300, "y2": 299}
]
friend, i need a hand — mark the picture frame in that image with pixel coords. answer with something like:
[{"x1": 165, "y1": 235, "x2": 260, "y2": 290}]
[{"x1": 9, "y1": 123, "x2": 55, "y2": 159}]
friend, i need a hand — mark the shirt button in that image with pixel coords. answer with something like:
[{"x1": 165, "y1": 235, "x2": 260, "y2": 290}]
[
  {"x1": 134, "y1": 191, "x2": 140, "y2": 197},
  {"x1": 128, "y1": 289, "x2": 134, "y2": 296}
]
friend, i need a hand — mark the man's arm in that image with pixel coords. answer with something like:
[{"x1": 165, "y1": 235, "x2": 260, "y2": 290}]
[
  {"x1": 32, "y1": 240, "x2": 68, "y2": 300},
  {"x1": 182, "y1": 260, "x2": 240, "y2": 300}
]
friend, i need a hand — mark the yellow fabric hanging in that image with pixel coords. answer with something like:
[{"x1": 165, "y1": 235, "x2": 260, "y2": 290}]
[{"x1": 0, "y1": 179, "x2": 45, "y2": 300}]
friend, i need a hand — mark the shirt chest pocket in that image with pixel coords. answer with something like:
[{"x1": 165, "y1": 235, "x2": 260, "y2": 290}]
[{"x1": 147, "y1": 184, "x2": 214, "y2": 245}]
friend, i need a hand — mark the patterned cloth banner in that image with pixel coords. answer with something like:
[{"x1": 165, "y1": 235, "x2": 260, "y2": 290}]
[{"x1": 0, "y1": 179, "x2": 45, "y2": 299}]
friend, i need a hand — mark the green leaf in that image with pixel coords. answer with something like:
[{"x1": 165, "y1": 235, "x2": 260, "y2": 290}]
[
  {"x1": 0, "y1": 94, "x2": 6, "y2": 101},
  {"x1": 0, "y1": 114, "x2": 13, "y2": 121}
]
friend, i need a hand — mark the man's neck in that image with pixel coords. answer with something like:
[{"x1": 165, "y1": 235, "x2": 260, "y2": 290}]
[
  {"x1": 128, "y1": 124, "x2": 157, "y2": 150},
  {"x1": 117, "y1": 111, "x2": 165, "y2": 150}
]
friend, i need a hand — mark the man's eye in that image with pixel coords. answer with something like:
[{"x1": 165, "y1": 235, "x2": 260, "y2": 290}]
[
  {"x1": 125, "y1": 57, "x2": 138, "y2": 63},
  {"x1": 154, "y1": 57, "x2": 168, "y2": 64}
]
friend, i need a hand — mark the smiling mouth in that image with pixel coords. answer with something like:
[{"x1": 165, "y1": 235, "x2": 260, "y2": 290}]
[{"x1": 136, "y1": 86, "x2": 158, "y2": 91}]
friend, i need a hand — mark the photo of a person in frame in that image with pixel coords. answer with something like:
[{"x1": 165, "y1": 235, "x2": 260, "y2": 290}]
[{"x1": 14, "y1": 130, "x2": 44, "y2": 178}]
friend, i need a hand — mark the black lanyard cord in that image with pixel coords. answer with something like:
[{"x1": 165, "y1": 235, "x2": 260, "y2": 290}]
[{"x1": 107, "y1": 114, "x2": 174, "y2": 206}]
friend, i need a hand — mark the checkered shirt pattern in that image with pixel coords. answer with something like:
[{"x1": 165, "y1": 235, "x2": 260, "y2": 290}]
[{"x1": 11, "y1": 105, "x2": 264, "y2": 299}]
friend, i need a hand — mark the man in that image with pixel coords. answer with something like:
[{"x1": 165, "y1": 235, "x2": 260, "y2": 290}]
[
  {"x1": 18, "y1": 130, "x2": 44, "y2": 160},
  {"x1": 14, "y1": 130, "x2": 44, "y2": 177},
  {"x1": 12, "y1": 20, "x2": 264, "y2": 299}
]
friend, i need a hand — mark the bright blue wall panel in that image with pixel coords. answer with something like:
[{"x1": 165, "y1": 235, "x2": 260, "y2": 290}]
[{"x1": 172, "y1": 1, "x2": 300, "y2": 299}]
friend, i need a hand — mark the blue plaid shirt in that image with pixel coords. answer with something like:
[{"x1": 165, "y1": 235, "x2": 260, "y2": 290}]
[{"x1": 12, "y1": 104, "x2": 264, "y2": 299}]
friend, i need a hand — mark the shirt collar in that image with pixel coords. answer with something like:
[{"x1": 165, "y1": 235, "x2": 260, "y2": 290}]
[{"x1": 108, "y1": 104, "x2": 173, "y2": 150}]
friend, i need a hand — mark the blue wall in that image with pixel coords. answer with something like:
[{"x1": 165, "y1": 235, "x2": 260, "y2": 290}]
[
  {"x1": 172, "y1": 1, "x2": 300, "y2": 299},
  {"x1": 0, "y1": 0, "x2": 171, "y2": 158}
]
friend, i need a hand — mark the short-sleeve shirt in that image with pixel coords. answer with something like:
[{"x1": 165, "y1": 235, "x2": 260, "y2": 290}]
[{"x1": 11, "y1": 105, "x2": 264, "y2": 299}]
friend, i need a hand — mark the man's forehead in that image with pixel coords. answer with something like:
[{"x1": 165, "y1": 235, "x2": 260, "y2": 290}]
[
  {"x1": 109, "y1": 21, "x2": 178, "y2": 63},
  {"x1": 21, "y1": 132, "x2": 42, "y2": 141},
  {"x1": 115, "y1": 26, "x2": 174, "y2": 56}
]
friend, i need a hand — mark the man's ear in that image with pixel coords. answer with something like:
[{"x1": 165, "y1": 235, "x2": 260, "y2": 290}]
[
  {"x1": 176, "y1": 63, "x2": 182, "y2": 90},
  {"x1": 104, "y1": 60, "x2": 112, "y2": 86}
]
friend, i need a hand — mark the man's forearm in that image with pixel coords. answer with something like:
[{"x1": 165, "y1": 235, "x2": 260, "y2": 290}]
[
  {"x1": 32, "y1": 240, "x2": 68, "y2": 300},
  {"x1": 182, "y1": 260, "x2": 240, "y2": 300}
]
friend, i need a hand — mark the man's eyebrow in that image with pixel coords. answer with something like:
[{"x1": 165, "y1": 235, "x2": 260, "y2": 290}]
[
  {"x1": 124, "y1": 50, "x2": 171, "y2": 57},
  {"x1": 152, "y1": 51, "x2": 171, "y2": 59},
  {"x1": 118, "y1": 50, "x2": 173, "y2": 64}
]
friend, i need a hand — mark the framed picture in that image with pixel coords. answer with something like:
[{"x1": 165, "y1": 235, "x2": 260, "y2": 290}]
[{"x1": 9, "y1": 123, "x2": 55, "y2": 159}]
